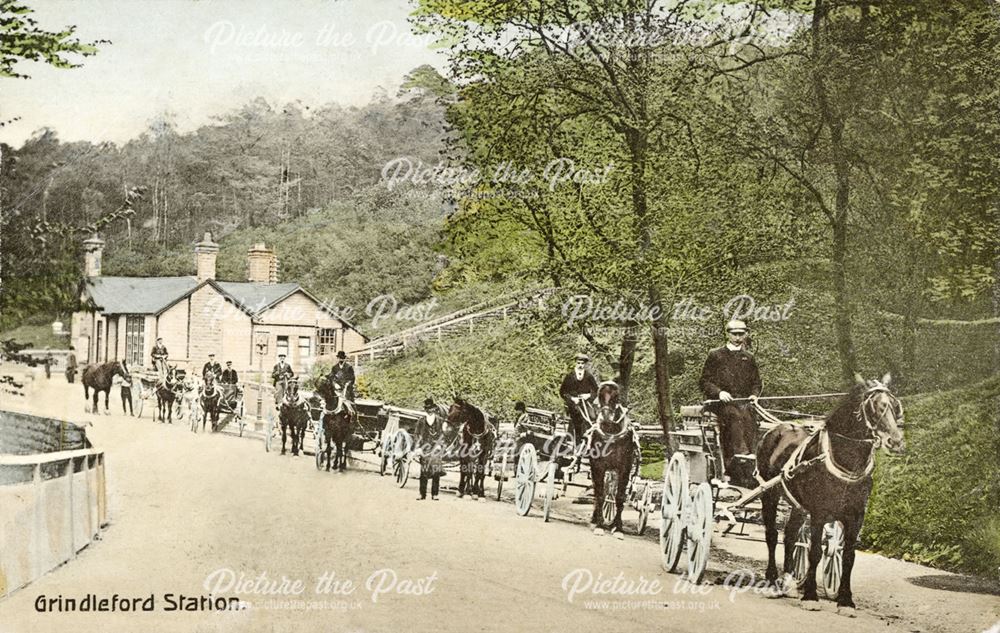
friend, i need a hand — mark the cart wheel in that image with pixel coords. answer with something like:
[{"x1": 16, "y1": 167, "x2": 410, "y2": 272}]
[
  {"x1": 602, "y1": 471, "x2": 618, "y2": 527},
  {"x1": 514, "y1": 443, "x2": 537, "y2": 516},
  {"x1": 820, "y1": 521, "x2": 844, "y2": 598},
  {"x1": 379, "y1": 433, "x2": 392, "y2": 476},
  {"x1": 264, "y1": 414, "x2": 275, "y2": 453},
  {"x1": 495, "y1": 447, "x2": 509, "y2": 500},
  {"x1": 315, "y1": 441, "x2": 327, "y2": 471},
  {"x1": 543, "y1": 460, "x2": 557, "y2": 522},
  {"x1": 686, "y1": 482, "x2": 714, "y2": 584},
  {"x1": 791, "y1": 522, "x2": 811, "y2": 585},
  {"x1": 660, "y1": 453, "x2": 689, "y2": 573},
  {"x1": 637, "y1": 481, "x2": 652, "y2": 535},
  {"x1": 392, "y1": 429, "x2": 413, "y2": 488}
]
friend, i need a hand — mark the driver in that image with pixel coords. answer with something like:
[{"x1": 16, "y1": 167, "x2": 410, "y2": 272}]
[
  {"x1": 559, "y1": 353, "x2": 599, "y2": 469},
  {"x1": 151, "y1": 338, "x2": 168, "y2": 381},
  {"x1": 698, "y1": 319, "x2": 762, "y2": 482},
  {"x1": 326, "y1": 351, "x2": 356, "y2": 402},
  {"x1": 271, "y1": 353, "x2": 294, "y2": 408}
]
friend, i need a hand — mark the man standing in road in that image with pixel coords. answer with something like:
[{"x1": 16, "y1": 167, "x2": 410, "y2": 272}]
[
  {"x1": 65, "y1": 346, "x2": 77, "y2": 383},
  {"x1": 698, "y1": 319, "x2": 762, "y2": 483},
  {"x1": 415, "y1": 397, "x2": 448, "y2": 501}
]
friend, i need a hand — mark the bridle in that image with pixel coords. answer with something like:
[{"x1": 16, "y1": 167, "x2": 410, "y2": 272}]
[{"x1": 575, "y1": 397, "x2": 631, "y2": 442}]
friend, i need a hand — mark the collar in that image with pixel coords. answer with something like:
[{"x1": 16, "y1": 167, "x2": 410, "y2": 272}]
[
  {"x1": 725, "y1": 343, "x2": 743, "y2": 352},
  {"x1": 574, "y1": 368, "x2": 585, "y2": 380}
]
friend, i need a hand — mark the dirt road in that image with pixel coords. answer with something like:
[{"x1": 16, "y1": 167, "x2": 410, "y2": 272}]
[{"x1": 1, "y1": 371, "x2": 998, "y2": 633}]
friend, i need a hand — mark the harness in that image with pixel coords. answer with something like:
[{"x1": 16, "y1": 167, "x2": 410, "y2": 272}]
[{"x1": 763, "y1": 385, "x2": 893, "y2": 510}]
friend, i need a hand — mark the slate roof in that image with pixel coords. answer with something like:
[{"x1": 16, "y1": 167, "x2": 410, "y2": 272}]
[
  {"x1": 213, "y1": 282, "x2": 300, "y2": 316},
  {"x1": 83, "y1": 276, "x2": 199, "y2": 315}
]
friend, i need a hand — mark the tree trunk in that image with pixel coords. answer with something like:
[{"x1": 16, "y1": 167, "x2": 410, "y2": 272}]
[
  {"x1": 616, "y1": 321, "x2": 639, "y2": 404},
  {"x1": 649, "y1": 286, "x2": 674, "y2": 449},
  {"x1": 813, "y1": 0, "x2": 857, "y2": 382}
]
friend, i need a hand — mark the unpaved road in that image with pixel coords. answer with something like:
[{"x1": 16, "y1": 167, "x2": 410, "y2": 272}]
[{"x1": 1, "y1": 371, "x2": 998, "y2": 633}]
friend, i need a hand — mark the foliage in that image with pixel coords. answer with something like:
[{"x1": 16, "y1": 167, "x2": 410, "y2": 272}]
[
  {"x1": 0, "y1": 0, "x2": 105, "y2": 80},
  {"x1": 863, "y1": 376, "x2": 1000, "y2": 574}
]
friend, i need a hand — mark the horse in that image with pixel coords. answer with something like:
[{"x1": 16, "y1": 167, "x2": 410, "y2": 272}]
[
  {"x1": 82, "y1": 360, "x2": 130, "y2": 414},
  {"x1": 576, "y1": 381, "x2": 638, "y2": 538},
  {"x1": 756, "y1": 373, "x2": 905, "y2": 615},
  {"x1": 447, "y1": 398, "x2": 496, "y2": 500},
  {"x1": 198, "y1": 372, "x2": 223, "y2": 431},
  {"x1": 155, "y1": 365, "x2": 181, "y2": 424},
  {"x1": 316, "y1": 379, "x2": 354, "y2": 471},
  {"x1": 277, "y1": 380, "x2": 310, "y2": 456}
]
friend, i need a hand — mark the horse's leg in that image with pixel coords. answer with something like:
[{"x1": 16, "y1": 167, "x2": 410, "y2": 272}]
[
  {"x1": 291, "y1": 421, "x2": 300, "y2": 456},
  {"x1": 761, "y1": 487, "x2": 782, "y2": 586},
  {"x1": 836, "y1": 514, "x2": 863, "y2": 612},
  {"x1": 457, "y1": 457, "x2": 467, "y2": 498},
  {"x1": 591, "y1": 461, "x2": 606, "y2": 528},
  {"x1": 800, "y1": 520, "x2": 824, "y2": 608},
  {"x1": 281, "y1": 421, "x2": 288, "y2": 455},
  {"x1": 325, "y1": 434, "x2": 332, "y2": 472},
  {"x1": 612, "y1": 452, "x2": 630, "y2": 533},
  {"x1": 338, "y1": 439, "x2": 346, "y2": 471},
  {"x1": 104, "y1": 388, "x2": 110, "y2": 414}
]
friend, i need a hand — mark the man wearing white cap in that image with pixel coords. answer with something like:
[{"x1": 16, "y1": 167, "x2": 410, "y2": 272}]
[
  {"x1": 698, "y1": 319, "x2": 762, "y2": 483},
  {"x1": 560, "y1": 353, "x2": 599, "y2": 469}
]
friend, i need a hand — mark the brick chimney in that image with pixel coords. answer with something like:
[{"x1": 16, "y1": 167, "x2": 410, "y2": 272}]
[
  {"x1": 246, "y1": 243, "x2": 279, "y2": 284},
  {"x1": 83, "y1": 234, "x2": 105, "y2": 277},
  {"x1": 194, "y1": 232, "x2": 219, "y2": 281}
]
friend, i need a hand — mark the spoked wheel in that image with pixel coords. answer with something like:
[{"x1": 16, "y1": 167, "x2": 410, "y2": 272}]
[
  {"x1": 542, "y1": 460, "x2": 557, "y2": 522},
  {"x1": 636, "y1": 481, "x2": 652, "y2": 535},
  {"x1": 514, "y1": 443, "x2": 537, "y2": 516},
  {"x1": 820, "y1": 521, "x2": 844, "y2": 598},
  {"x1": 315, "y1": 430, "x2": 326, "y2": 470},
  {"x1": 495, "y1": 448, "x2": 509, "y2": 501},
  {"x1": 602, "y1": 471, "x2": 618, "y2": 527},
  {"x1": 791, "y1": 522, "x2": 811, "y2": 586},
  {"x1": 685, "y1": 482, "x2": 714, "y2": 584},
  {"x1": 379, "y1": 433, "x2": 392, "y2": 476},
  {"x1": 660, "y1": 453, "x2": 689, "y2": 573},
  {"x1": 392, "y1": 429, "x2": 413, "y2": 488}
]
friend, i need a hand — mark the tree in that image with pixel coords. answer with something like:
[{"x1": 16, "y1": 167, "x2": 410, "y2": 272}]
[{"x1": 0, "y1": 0, "x2": 105, "y2": 79}]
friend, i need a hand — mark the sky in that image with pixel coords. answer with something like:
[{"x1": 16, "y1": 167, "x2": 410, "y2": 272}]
[{"x1": 0, "y1": 0, "x2": 446, "y2": 147}]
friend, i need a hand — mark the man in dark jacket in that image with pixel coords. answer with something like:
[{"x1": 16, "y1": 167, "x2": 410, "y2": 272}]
[
  {"x1": 202, "y1": 354, "x2": 222, "y2": 381},
  {"x1": 698, "y1": 319, "x2": 762, "y2": 482},
  {"x1": 326, "y1": 351, "x2": 356, "y2": 402},
  {"x1": 560, "y1": 353, "x2": 599, "y2": 471},
  {"x1": 151, "y1": 338, "x2": 168, "y2": 380},
  {"x1": 65, "y1": 346, "x2": 77, "y2": 383},
  {"x1": 414, "y1": 397, "x2": 449, "y2": 500},
  {"x1": 271, "y1": 354, "x2": 294, "y2": 408},
  {"x1": 220, "y1": 361, "x2": 239, "y2": 385}
]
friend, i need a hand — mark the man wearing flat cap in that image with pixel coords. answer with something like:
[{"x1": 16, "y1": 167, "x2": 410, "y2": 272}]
[
  {"x1": 699, "y1": 319, "x2": 762, "y2": 483},
  {"x1": 559, "y1": 353, "x2": 599, "y2": 462},
  {"x1": 202, "y1": 354, "x2": 222, "y2": 381},
  {"x1": 271, "y1": 353, "x2": 294, "y2": 408}
]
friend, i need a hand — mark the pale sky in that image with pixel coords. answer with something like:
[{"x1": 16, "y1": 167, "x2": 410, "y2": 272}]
[{"x1": 0, "y1": 0, "x2": 445, "y2": 146}]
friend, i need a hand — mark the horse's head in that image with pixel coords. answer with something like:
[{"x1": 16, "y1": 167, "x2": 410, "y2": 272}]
[
  {"x1": 285, "y1": 379, "x2": 300, "y2": 403},
  {"x1": 595, "y1": 381, "x2": 627, "y2": 435},
  {"x1": 854, "y1": 373, "x2": 906, "y2": 455},
  {"x1": 447, "y1": 398, "x2": 467, "y2": 428},
  {"x1": 117, "y1": 360, "x2": 131, "y2": 380}
]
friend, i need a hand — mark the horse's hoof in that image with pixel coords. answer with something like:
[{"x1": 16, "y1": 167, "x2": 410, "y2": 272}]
[
  {"x1": 457, "y1": 494, "x2": 464, "y2": 499},
  {"x1": 801, "y1": 600, "x2": 821, "y2": 612},
  {"x1": 836, "y1": 606, "x2": 857, "y2": 618},
  {"x1": 779, "y1": 574, "x2": 798, "y2": 598},
  {"x1": 593, "y1": 528, "x2": 605, "y2": 536},
  {"x1": 613, "y1": 531, "x2": 624, "y2": 541}
]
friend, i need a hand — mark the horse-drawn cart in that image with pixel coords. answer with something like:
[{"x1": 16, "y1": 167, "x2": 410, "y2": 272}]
[{"x1": 660, "y1": 400, "x2": 845, "y2": 587}]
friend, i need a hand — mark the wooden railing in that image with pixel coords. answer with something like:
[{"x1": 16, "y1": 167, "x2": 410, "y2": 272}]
[{"x1": 0, "y1": 448, "x2": 108, "y2": 598}]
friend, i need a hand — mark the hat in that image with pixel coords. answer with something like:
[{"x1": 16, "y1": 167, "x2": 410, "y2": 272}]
[
  {"x1": 725, "y1": 319, "x2": 748, "y2": 333},
  {"x1": 575, "y1": 353, "x2": 590, "y2": 362},
  {"x1": 226, "y1": 360, "x2": 232, "y2": 365},
  {"x1": 514, "y1": 401, "x2": 526, "y2": 412},
  {"x1": 278, "y1": 353, "x2": 286, "y2": 358},
  {"x1": 336, "y1": 351, "x2": 347, "y2": 360},
  {"x1": 208, "y1": 353, "x2": 215, "y2": 357},
  {"x1": 423, "y1": 397, "x2": 436, "y2": 410}
]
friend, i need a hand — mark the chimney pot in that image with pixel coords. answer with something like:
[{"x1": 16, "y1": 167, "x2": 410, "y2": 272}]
[
  {"x1": 247, "y1": 243, "x2": 279, "y2": 284},
  {"x1": 83, "y1": 234, "x2": 105, "y2": 277},
  {"x1": 194, "y1": 232, "x2": 219, "y2": 281}
]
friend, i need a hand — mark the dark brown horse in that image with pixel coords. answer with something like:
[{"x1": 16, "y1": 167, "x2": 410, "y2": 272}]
[
  {"x1": 756, "y1": 373, "x2": 905, "y2": 615},
  {"x1": 82, "y1": 360, "x2": 130, "y2": 414},
  {"x1": 198, "y1": 371, "x2": 222, "y2": 431},
  {"x1": 447, "y1": 398, "x2": 496, "y2": 500},
  {"x1": 155, "y1": 365, "x2": 181, "y2": 423},
  {"x1": 277, "y1": 380, "x2": 308, "y2": 456},
  {"x1": 578, "y1": 382, "x2": 638, "y2": 537},
  {"x1": 317, "y1": 380, "x2": 353, "y2": 471}
]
